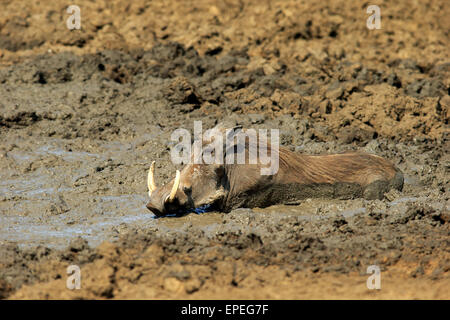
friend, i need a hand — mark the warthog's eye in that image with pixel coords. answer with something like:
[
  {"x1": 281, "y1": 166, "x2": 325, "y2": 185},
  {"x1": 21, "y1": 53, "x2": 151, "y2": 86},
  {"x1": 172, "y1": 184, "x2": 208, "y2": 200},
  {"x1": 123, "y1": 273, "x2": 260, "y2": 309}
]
[
  {"x1": 183, "y1": 186, "x2": 192, "y2": 195},
  {"x1": 214, "y1": 166, "x2": 224, "y2": 177}
]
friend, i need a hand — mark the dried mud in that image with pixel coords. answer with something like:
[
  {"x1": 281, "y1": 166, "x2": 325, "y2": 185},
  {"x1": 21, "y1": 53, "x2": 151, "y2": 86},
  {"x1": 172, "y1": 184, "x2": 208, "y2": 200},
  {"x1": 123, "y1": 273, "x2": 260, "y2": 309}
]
[{"x1": 0, "y1": 0, "x2": 449, "y2": 299}]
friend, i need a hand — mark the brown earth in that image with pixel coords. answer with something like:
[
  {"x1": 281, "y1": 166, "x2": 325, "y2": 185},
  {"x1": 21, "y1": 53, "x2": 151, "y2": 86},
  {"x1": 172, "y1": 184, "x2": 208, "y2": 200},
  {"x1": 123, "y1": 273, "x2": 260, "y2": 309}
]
[{"x1": 0, "y1": 0, "x2": 449, "y2": 299}]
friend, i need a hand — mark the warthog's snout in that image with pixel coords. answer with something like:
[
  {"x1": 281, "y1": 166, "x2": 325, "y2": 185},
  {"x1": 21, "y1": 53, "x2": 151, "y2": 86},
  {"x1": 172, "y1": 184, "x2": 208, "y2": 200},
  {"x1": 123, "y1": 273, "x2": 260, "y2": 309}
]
[{"x1": 146, "y1": 202, "x2": 163, "y2": 216}]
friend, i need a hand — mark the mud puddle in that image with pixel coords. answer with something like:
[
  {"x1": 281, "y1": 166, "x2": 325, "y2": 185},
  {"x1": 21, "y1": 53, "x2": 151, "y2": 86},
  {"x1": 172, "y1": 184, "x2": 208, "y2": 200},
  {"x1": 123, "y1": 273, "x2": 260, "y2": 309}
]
[
  {"x1": 0, "y1": 149, "x2": 431, "y2": 251},
  {"x1": 0, "y1": 137, "x2": 150, "y2": 248}
]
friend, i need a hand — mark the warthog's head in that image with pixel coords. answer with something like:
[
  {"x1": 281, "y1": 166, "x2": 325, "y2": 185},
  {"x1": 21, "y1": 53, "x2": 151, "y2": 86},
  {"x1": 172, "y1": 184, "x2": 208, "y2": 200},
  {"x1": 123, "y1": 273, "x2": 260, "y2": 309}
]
[{"x1": 145, "y1": 161, "x2": 227, "y2": 216}]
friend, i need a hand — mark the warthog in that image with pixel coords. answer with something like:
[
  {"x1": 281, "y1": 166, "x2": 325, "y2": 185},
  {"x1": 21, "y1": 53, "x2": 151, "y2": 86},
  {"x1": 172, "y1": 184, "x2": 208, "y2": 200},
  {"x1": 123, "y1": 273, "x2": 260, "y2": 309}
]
[{"x1": 146, "y1": 127, "x2": 403, "y2": 216}]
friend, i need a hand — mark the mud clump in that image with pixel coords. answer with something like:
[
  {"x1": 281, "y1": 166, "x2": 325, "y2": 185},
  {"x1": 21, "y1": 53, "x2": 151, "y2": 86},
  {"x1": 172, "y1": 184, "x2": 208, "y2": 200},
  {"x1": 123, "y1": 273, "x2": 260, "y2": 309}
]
[{"x1": 0, "y1": 0, "x2": 449, "y2": 299}]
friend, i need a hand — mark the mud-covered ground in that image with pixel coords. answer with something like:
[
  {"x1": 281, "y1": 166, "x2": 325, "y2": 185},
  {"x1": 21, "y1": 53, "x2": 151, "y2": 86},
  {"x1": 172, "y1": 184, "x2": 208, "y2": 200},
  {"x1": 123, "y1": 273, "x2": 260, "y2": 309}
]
[{"x1": 0, "y1": 0, "x2": 449, "y2": 299}]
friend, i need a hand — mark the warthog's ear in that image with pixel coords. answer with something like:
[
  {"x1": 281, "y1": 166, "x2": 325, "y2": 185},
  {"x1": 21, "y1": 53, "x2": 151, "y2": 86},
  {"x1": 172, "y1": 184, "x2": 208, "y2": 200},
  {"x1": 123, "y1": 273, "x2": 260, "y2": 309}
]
[
  {"x1": 214, "y1": 165, "x2": 225, "y2": 178},
  {"x1": 224, "y1": 125, "x2": 248, "y2": 147},
  {"x1": 213, "y1": 121, "x2": 243, "y2": 136},
  {"x1": 224, "y1": 126, "x2": 243, "y2": 141}
]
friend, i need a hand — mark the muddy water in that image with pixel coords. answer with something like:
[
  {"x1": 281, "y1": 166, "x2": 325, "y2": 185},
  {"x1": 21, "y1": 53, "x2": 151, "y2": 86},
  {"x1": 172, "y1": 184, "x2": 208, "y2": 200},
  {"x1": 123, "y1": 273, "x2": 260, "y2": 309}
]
[
  {"x1": 0, "y1": 136, "x2": 431, "y2": 250},
  {"x1": 1, "y1": 137, "x2": 147, "y2": 246}
]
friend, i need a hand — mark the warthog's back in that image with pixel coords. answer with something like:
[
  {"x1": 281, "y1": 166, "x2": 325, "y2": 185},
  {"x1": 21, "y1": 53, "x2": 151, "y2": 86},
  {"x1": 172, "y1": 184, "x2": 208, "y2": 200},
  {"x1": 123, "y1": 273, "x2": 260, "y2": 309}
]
[{"x1": 223, "y1": 150, "x2": 404, "y2": 211}]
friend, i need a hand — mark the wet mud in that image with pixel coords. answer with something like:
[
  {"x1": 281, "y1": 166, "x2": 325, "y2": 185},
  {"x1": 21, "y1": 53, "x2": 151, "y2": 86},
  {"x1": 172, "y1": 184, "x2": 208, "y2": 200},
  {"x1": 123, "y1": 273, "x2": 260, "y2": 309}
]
[{"x1": 0, "y1": 0, "x2": 449, "y2": 299}]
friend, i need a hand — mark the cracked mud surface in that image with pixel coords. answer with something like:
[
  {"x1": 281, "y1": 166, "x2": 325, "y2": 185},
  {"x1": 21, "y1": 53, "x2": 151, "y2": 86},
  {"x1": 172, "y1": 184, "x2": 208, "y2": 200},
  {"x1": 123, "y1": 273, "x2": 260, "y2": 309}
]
[{"x1": 0, "y1": 0, "x2": 449, "y2": 299}]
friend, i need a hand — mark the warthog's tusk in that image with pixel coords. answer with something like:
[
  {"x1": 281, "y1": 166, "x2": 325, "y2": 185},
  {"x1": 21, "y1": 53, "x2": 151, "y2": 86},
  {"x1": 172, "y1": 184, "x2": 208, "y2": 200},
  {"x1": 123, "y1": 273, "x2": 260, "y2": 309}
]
[
  {"x1": 167, "y1": 170, "x2": 180, "y2": 202},
  {"x1": 148, "y1": 161, "x2": 157, "y2": 197}
]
